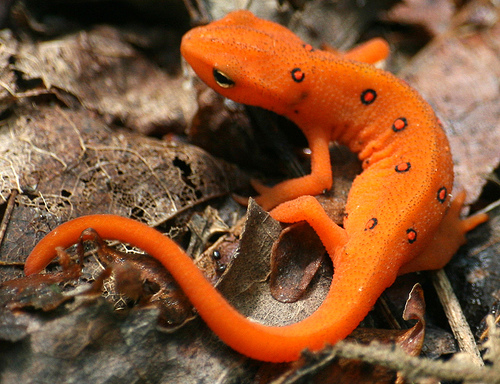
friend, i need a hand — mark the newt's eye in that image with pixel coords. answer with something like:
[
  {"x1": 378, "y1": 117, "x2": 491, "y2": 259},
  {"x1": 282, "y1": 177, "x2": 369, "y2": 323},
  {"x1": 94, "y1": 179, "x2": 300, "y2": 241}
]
[{"x1": 213, "y1": 69, "x2": 235, "y2": 88}]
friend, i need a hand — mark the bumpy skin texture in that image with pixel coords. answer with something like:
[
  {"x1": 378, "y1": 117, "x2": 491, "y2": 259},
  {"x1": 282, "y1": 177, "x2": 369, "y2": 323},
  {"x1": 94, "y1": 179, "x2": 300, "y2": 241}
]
[{"x1": 25, "y1": 11, "x2": 488, "y2": 362}]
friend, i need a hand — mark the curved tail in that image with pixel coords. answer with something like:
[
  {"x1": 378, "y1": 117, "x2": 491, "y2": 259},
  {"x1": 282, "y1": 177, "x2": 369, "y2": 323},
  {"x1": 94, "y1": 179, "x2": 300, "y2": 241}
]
[{"x1": 24, "y1": 214, "x2": 383, "y2": 362}]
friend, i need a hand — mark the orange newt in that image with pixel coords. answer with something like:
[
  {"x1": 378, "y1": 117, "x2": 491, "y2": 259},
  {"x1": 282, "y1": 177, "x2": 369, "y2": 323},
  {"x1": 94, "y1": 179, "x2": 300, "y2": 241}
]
[{"x1": 24, "y1": 10, "x2": 488, "y2": 362}]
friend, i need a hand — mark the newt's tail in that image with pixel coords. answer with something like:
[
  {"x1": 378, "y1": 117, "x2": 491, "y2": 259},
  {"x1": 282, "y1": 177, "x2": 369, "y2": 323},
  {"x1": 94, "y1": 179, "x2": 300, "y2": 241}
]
[{"x1": 24, "y1": 214, "x2": 387, "y2": 362}]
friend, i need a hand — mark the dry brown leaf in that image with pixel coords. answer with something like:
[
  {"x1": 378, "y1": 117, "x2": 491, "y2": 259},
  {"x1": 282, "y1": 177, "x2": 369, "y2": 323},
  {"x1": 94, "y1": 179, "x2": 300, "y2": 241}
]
[
  {"x1": 400, "y1": 1, "x2": 500, "y2": 203},
  {"x1": 70, "y1": 228, "x2": 195, "y2": 328},
  {"x1": 385, "y1": 0, "x2": 455, "y2": 36},
  {"x1": 0, "y1": 104, "x2": 246, "y2": 282},
  {"x1": 267, "y1": 145, "x2": 358, "y2": 303},
  {"x1": 13, "y1": 26, "x2": 195, "y2": 136},
  {"x1": 0, "y1": 295, "x2": 251, "y2": 383},
  {"x1": 265, "y1": 285, "x2": 427, "y2": 384},
  {"x1": 448, "y1": 197, "x2": 500, "y2": 336},
  {"x1": 0, "y1": 248, "x2": 80, "y2": 312},
  {"x1": 270, "y1": 222, "x2": 325, "y2": 303},
  {"x1": 0, "y1": 30, "x2": 18, "y2": 114},
  {"x1": 187, "y1": 87, "x2": 264, "y2": 169},
  {"x1": 289, "y1": 0, "x2": 398, "y2": 51},
  {"x1": 216, "y1": 200, "x2": 331, "y2": 326}
]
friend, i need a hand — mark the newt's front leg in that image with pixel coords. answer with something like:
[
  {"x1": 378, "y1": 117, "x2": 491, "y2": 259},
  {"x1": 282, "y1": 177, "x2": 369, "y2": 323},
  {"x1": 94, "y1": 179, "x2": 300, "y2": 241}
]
[{"x1": 255, "y1": 130, "x2": 333, "y2": 210}]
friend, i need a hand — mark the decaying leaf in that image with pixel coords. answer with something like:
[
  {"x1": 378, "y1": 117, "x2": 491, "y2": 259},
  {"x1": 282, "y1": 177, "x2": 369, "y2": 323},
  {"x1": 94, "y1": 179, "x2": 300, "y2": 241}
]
[
  {"x1": 216, "y1": 200, "x2": 333, "y2": 327},
  {"x1": 0, "y1": 248, "x2": 80, "y2": 311},
  {"x1": 286, "y1": 0, "x2": 398, "y2": 51},
  {"x1": 0, "y1": 216, "x2": 251, "y2": 383},
  {"x1": 385, "y1": 0, "x2": 455, "y2": 36},
  {"x1": 0, "y1": 104, "x2": 247, "y2": 276},
  {"x1": 188, "y1": 87, "x2": 266, "y2": 169},
  {"x1": 73, "y1": 228, "x2": 195, "y2": 328},
  {"x1": 449, "y1": 197, "x2": 500, "y2": 336},
  {"x1": 257, "y1": 285, "x2": 427, "y2": 383},
  {"x1": 0, "y1": 296, "x2": 250, "y2": 384},
  {"x1": 13, "y1": 25, "x2": 196, "y2": 136},
  {"x1": 399, "y1": 1, "x2": 500, "y2": 203},
  {"x1": 0, "y1": 30, "x2": 18, "y2": 114},
  {"x1": 270, "y1": 222, "x2": 325, "y2": 303}
]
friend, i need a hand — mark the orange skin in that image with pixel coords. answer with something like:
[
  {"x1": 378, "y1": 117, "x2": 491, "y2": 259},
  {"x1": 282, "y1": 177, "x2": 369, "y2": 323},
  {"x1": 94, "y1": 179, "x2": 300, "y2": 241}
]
[{"x1": 25, "y1": 11, "x2": 488, "y2": 362}]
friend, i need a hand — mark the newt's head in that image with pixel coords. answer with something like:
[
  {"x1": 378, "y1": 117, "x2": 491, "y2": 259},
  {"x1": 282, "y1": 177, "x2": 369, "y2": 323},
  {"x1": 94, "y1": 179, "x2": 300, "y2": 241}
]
[{"x1": 181, "y1": 10, "x2": 314, "y2": 118}]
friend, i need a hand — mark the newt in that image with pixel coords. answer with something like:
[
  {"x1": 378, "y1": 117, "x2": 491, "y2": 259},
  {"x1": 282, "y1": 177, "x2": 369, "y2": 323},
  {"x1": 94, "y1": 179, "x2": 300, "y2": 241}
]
[{"x1": 24, "y1": 10, "x2": 488, "y2": 362}]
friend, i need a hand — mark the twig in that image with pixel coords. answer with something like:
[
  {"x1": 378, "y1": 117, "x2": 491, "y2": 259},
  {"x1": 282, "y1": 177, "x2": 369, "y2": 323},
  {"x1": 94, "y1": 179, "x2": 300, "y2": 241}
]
[
  {"x1": 431, "y1": 269, "x2": 483, "y2": 366},
  {"x1": 0, "y1": 189, "x2": 18, "y2": 249}
]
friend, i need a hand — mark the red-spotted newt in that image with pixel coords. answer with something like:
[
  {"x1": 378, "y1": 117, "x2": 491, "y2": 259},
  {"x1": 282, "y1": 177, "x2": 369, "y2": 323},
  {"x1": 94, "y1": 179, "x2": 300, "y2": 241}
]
[{"x1": 24, "y1": 10, "x2": 488, "y2": 362}]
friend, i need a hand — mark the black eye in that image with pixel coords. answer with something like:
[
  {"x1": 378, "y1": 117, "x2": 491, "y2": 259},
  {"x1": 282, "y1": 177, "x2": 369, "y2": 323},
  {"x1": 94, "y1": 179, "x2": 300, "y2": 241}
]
[{"x1": 213, "y1": 69, "x2": 235, "y2": 88}]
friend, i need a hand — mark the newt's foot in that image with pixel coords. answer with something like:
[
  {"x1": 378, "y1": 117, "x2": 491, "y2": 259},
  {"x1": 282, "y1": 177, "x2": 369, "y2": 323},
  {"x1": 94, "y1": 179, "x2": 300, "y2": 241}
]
[
  {"x1": 231, "y1": 178, "x2": 271, "y2": 208},
  {"x1": 232, "y1": 179, "x2": 275, "y2": 210},
  {"x1": 451, "y1": 191, "x2": 489, "y2": 233},
  {"x1": 398, "y1": 191, "x2": 488, "y2": 275},
  {"x1": 250, "y1": 178, "x2": 272, "y2": 195},
  {"x1": 249, "y1": 179, "x2": 287, "y2": 211},
  {"x1": 232, "y1": 193, "x2": 250, "y2": 206},
  {"x1": 443, "y1": 191, "x2": 489, "y2": 239},
  {"x1": 251, "y1": 179, "x2": 280, "y2": 210}
]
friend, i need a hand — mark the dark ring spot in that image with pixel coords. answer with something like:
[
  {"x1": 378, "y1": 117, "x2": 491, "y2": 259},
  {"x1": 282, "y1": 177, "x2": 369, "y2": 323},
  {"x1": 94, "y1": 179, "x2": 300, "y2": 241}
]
[
  {"x1": 406, "y1": 228, "x2": 417, "y2": 244},
  {"x1": 291, "y1": 68, "x2": 305, "y2": 82},
  {"x1": 303, "y1": 44, "x2": 314, "y2": 52},
  {"x1": 361, "y1": 89, "x2": 377, "y2": 105},
  {"x1": 395, "y1": 162, "x2": 411, "y2": 173},
  {"x1": 392, "y1": 117, "x2": 408, "y2": 132},
  {"x1": 437, "y1": 187, "x2": 447, "y2": 203},
  {"x1": 365, "y1": 218, "x2": 378, "y2": 230}
]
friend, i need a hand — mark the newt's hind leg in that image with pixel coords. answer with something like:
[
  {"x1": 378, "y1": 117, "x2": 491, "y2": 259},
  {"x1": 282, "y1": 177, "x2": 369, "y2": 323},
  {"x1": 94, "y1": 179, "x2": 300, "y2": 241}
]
[
  {"x1": 398, "y1": 192, "x2": 488, "y2": 275},
  {"x1": 270, "y1": 195, "x2": 348, "y2": 257}
]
